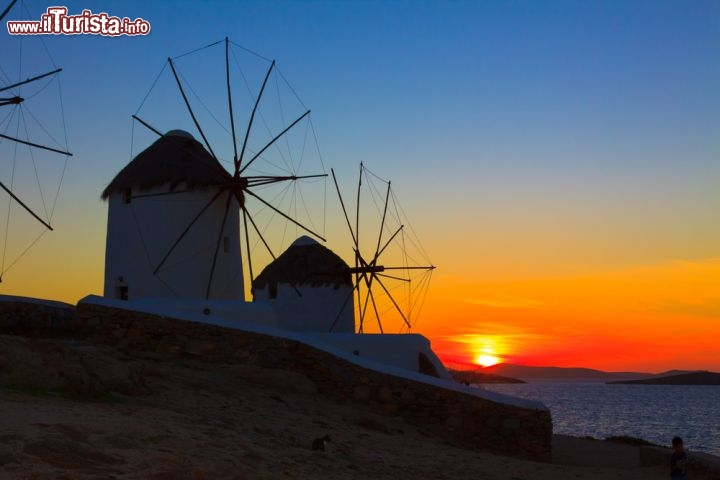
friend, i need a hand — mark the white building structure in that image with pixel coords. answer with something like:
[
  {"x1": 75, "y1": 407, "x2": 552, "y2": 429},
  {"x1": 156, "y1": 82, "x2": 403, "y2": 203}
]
[
  {"x1": 100, "y1": 134, "x2": 451, "y2": 381},
  {"x1": 102, "y1": 130, "x2": 244, "y2": 301},
  {"x1": 252, "y1": 236, "x2": 355, "y2": 333}
]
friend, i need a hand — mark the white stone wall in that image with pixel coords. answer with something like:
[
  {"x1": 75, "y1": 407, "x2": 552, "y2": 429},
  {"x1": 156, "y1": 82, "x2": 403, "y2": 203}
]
[
  {"x1": 309, "y1": 332, "x2": 453, "y2": 380},
  {"x1": 116, "y1": 297, "x2": 277, "y2": 329},
  {"x1": 104, "y1": 184, "x2": 244, "y2": 301},
  {"x1": 254, "y1": 282, "x2": 355, "y2": 333}
]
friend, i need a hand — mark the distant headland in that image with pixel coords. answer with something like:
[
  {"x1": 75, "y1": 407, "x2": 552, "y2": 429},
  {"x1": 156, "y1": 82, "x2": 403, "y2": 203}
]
[{"x1": 608, "y1": 371, "x2": 720, "y2": 385}]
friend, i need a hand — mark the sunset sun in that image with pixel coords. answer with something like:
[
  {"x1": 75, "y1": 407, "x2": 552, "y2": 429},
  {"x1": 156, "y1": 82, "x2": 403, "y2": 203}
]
[{"x1": 476, "y1": 354, "x2": 500, "y2": 367}]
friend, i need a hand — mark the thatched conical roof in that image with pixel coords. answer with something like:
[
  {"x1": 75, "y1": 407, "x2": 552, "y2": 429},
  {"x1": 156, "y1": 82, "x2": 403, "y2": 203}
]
[
  {"x1": 253, "y1": 236, "x2": 351, "y2": 290},
  {"x1": 102, "y1": 130, "x2": 231, "y2": 199}
]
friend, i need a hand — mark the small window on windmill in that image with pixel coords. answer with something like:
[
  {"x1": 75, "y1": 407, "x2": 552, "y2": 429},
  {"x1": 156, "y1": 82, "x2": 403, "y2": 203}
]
[
  {"x1": 223, "y1": 236, "x2": 230, "y2": 253},
  {"x1": 116, "y1": 285, "x2": 129, "y2": 300},
  {"x1": 121, "y1": 188, "x2": 132, "y2": 204},
  {"x1": 269, "y1": 282, "x2": 277, "y2": 299}
]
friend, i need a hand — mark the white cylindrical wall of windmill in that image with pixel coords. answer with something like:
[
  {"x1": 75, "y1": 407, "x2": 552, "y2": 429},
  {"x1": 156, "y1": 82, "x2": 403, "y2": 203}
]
[
  {"x1": 103, "y1": 183, "x2": 244, "y2": 301},
  {"x1": 254, "y1": 283, "x2": 354, "y2": 333}
]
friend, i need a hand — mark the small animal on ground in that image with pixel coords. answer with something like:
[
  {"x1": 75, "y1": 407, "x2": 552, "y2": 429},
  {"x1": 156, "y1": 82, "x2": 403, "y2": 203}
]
[{"x1": 311, "y1": 434, "x2": 331, "y2": 451}]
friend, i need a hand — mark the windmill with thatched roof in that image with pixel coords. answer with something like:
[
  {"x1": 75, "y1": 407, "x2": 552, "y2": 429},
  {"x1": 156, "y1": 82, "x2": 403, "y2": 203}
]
[
  {"x1": 252, "y1": 235, "x2": 354, "y2": 332},
  {"x1": 102, "y1": 38, "x2": 327, "y2": 303},
  {"x1": 102, "y1": 129, "x2": 244, "y2": 301}
]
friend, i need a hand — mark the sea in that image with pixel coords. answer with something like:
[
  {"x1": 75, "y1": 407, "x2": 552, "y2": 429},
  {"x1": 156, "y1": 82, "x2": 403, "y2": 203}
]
[{"x1": 482, "y1": 382, "x2": 720, "y2": 457}]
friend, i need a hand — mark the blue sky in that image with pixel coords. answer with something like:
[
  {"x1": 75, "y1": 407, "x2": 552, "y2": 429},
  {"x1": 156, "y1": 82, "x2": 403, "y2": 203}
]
[{"x1": 2, "y1": 0, "x2": 719, "y2": 311}]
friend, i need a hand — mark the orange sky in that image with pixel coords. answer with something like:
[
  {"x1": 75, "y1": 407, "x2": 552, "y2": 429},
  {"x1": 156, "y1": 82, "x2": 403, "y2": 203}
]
[
  {"x1": 5, "y1": 232, "x2": 718, "y2": 374},
  {"x1": 2, "y1": 169, "x2": 718, "y2": 374},
  {"x1": 421, "y1": 258, "x2": 720, "y2": 373},
  {"x1": 2, "y1": 169, "x2": 719, "y2": 375}
]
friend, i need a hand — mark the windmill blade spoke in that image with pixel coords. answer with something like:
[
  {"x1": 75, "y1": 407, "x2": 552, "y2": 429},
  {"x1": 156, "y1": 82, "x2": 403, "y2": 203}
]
[
  {"x1": 328, "y1": 285, "x2": 356, "y2": 333},
  {"x1": 243, "y1": 201, "x2": 307, "y2": 294},
  {"x1": 354, "y1": 270, "x2": 363, "y2": 333},
  {"x1": 382, "y1": 265, "x2": 436, "y2": 270},
  {"x1": 376, "y1": 224, "x2": 403, "y2": 259},
  {"x1": 356, "y1": 251, "x2": 371, "y2": 269},
  {"x1": 241, "y1": 205, "x2": 276, "y2": 261},
  {"x1": 0, "y1": 0, "x2": 18, "y2": 23},
  {"x1": 0, "y1": 97, "x2": 23, "y2": 107},
  {"x1": 368, "y1": 288, "x2": 384, "y2": 334},
  {"x1": 331, "y1": 168, "x2": 357, "y2": 247},
  {"x1": 225, "y1": 37, "x2": 239, "y2": 170},
  {"x1": 238, "y1": 59, "x2": 275, "y2": 174},
  {"x1": 0, "y1": 133, "x2": 71, "y2": 156},
  {"x1": 246, "y1": 173, "x2": 326, "y2": 188},
  {"x1": 0, "y1": 68, "x2": 62, "y2": 94},
  {"x1": 246, "y1": 174, "x2": 327, "y2": 181},
  {"x1": 168, "y1": 58, "x2": 218, "y2": 161},
  {"x1": 205, "y1": 192, "x2": 233, "y2": 299},
  {"x1": 241, "y1": 207, "x2": 254, "y2": 294},
  {"x1": 359, "y1": 282, "x2": 372, "y2": 333},
  {"x1": 131, "y1": 114, "x2": 163, "y2": 137},
  {"x1": 376, "y1": 272, "x2": 410, "y2": 282},
  {"x1": 362, "y1": 266, "x2": 375, "y2": 288},
  {"x1": 374, "y1": 179, "x2": 391, "y2": 259},
  {"x1": 355, "y1": 270, "x2": 370, "y2": 289},
  {"x1": 0, "y1": 181, "x2": 52, "y2": 230},
  {"x1": 244, "y1": 189, "x2": 326, "y2": 241},
  {"x1": 375, "y1": 275, "x2": 411, "y2": 329},
  {"x1": 356, "y1": 162, "x2": 362, "y2": 256},
  {"x1": 153, "y1": 188, "x2": 224, "y2": 274},
  {"x1": 240, "y1": 109, "x2": 310, "y2": 175}
]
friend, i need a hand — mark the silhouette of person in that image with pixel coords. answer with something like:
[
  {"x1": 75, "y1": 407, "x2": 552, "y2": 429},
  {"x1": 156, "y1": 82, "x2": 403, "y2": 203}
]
[{"x1": 670, "y1": 436, "x2": 688, "y2": 479}]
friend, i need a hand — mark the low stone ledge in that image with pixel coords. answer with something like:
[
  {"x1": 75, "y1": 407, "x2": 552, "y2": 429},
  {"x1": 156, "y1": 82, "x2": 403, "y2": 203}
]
[
  {"x1": 0, "y1": 295, "x2": 75, "y2": 336},
  {"x1": 70, "y1": 299, "x2": 552, "y2": 460}
]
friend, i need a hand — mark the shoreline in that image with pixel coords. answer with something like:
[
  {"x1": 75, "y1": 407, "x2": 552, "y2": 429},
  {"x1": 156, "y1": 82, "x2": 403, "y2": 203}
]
[
  {"x1": 481, "y1": 381, "x2": 720, "y2": 459},
  {"x1": 554, "y1": 434, "x2": 720, "y2": 471}
]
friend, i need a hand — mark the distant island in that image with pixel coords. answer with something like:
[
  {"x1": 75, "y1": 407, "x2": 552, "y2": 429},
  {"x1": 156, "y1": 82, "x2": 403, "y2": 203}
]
[
  {"x1": 609, "y1": 371, "x2": 720, "y2": 385},
  {"x1": 448, "y1": 364, "x2": 720, "y2": 385},
  {"x1": 480, "y1": 363, "x2": 653, "y2": 383},
  {"x1": 449, "y1": 369, "x2": 525, "y2": 384}
]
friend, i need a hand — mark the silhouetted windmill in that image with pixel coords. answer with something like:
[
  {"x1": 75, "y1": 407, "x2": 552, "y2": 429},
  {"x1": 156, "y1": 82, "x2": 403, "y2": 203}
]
[
  {"x1": 0, "y1": 0, "x2": 72, "y2": 281},
  {"x1": 331, "y1": 162, "x2": 435, "y2": 333},
  {"x1": 122, "y1": 38, "x2": 327, "y2": 299}
]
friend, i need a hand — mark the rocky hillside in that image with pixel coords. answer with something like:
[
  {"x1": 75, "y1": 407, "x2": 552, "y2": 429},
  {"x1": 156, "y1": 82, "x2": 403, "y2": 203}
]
[{"x1": 0, "y1": 334, "x2": 686, "y2": 480}]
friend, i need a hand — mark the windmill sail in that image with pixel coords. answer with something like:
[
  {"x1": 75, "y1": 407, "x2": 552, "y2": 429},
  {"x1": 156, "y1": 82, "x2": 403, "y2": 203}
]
[
  {"x1": 0, "y1": 0, "x2": 71, "y2": 281},
  {"x1": 331, "y1": 163, "x2": 435, "y2": 334}
]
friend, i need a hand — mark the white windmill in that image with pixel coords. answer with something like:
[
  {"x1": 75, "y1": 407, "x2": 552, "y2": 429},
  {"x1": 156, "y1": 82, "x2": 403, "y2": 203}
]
[
  {"x1": 252, "y1": 162, "x2": 436, "y2": 336},
  {"x1": 102, "y1": 38, "x2": 326, "y2": 302}
]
